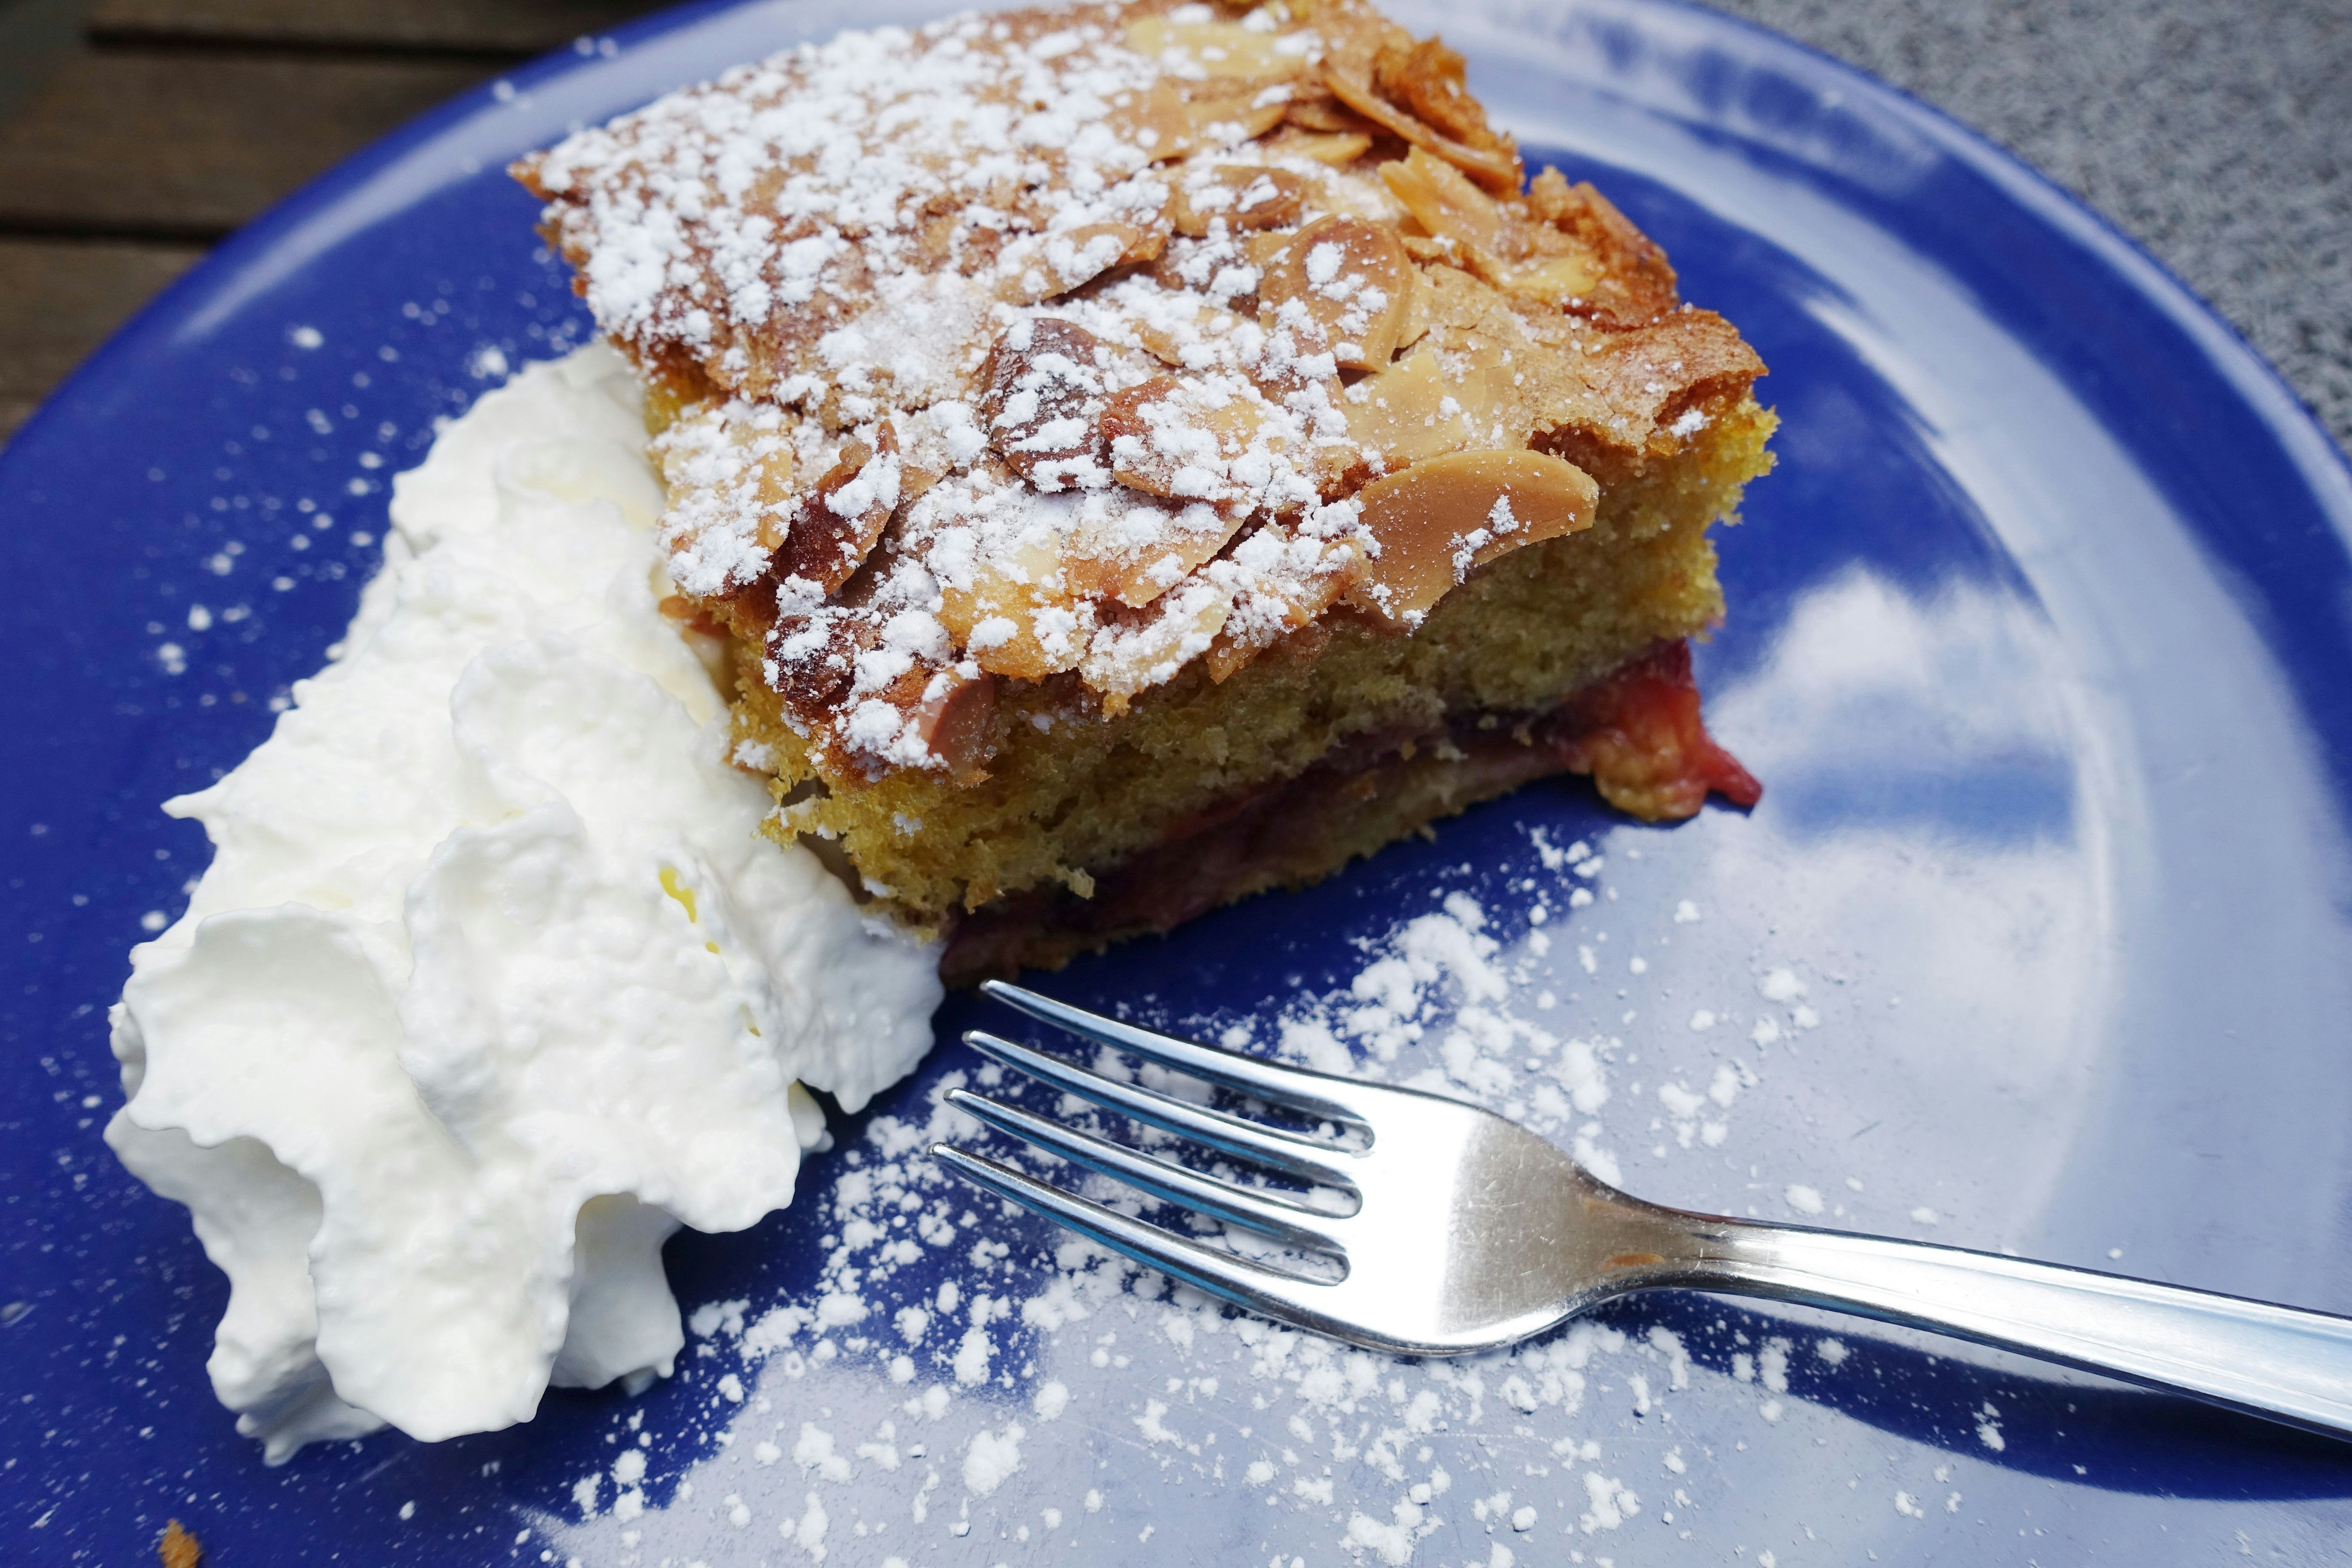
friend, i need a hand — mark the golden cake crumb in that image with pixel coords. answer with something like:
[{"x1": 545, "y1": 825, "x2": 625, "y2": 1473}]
[{"x1": 158, "y1": 1519, "x2": 204, "y2": 1568}]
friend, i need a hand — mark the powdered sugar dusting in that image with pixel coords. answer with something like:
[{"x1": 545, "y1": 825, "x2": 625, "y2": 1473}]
[
  {"x1": 521, "y1": 0, "x2": 1765, "y2": 780},
  {"x1": 524, "y1": 2, "x2": 1396, "y2": 770}
]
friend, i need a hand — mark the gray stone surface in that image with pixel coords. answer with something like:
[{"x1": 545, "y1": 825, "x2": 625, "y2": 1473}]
[{"x1": 1698, "y1": 0, "x2": 2352, "y2": 460}]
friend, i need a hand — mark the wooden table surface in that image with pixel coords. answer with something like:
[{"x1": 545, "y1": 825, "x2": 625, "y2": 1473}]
[{"x1": 0, "y1": 0, "x2": 655, "y2": 440}]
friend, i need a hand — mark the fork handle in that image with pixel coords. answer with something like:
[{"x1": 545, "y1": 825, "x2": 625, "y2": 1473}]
[{"x1": 1681, "y1": 1219, "x2": 2352, "y2": 1437}]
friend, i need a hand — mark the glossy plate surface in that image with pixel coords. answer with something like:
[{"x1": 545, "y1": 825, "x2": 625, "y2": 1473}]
[{"x1": 6, "y1": 0, "x2": 2352, "y2": 1560}]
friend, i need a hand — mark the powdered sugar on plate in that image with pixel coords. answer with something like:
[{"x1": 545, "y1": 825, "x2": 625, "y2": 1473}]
[{"x1": 513, "y1": 823, "x2": 2020, "y2": 1566}]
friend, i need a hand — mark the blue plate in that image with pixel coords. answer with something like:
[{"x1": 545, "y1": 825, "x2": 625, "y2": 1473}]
[{"x1": 7, "y1": 0, "x2": 2352, "y2": 1560}]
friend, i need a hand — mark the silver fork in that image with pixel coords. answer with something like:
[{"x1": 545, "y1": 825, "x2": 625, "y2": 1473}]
[{"x1": 932, "y1": 980, "x2": 2352, "y2": 1439}]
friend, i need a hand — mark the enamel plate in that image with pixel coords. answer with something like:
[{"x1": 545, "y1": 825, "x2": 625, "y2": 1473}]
[{"x1": 6, "y1": 0, "x2": 2351, "y2": 1559}]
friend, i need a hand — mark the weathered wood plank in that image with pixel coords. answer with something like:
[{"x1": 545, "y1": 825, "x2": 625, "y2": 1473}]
[
  {"x1": 86, "y1": 0, "x2": 652, "y2": 55},
  {"x1": 0, "y1": 51, "x2": 490, "y2": 236},
  {"x1": 0, "y1": 0, "x2": 83, "y2": 123},
  {"x1": 0, "y1": 237, "x2": 207, "y2": 441}
]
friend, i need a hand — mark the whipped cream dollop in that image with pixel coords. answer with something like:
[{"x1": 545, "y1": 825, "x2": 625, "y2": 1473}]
[{"x1": 106, "y1": 344, "x2": 941, "y2": 1462}]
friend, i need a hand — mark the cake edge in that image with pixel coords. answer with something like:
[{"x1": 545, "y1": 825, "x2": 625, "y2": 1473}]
[{"x1": 935, "y1": 636, "x2": 1759, "y2": 981}]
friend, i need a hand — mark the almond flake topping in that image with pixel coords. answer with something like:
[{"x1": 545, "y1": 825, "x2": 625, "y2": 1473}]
[{"x1": 518, "y1": 0, "x2": 1764, "y2": 781}]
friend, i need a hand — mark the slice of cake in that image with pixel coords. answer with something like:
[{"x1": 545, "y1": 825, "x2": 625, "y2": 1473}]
[{"x1": 516, "y1": 0, "x2": 1770, "y2": 980}]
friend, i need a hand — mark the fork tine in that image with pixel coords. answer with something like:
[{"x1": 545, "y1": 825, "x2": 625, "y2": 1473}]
[
  {"x1": 979, "y1": 979, "x2": 1364, "y2": 1124},
  {"x1": 944, "y1": 1087, "x2": 1350, "y2": 1252},
  {"x1": 929, "y1": 1142, "x2": 1336, "y2": 1317},
  {"x1": 965, "y1": 1029, "x2": 1357, "y2": 1186}
]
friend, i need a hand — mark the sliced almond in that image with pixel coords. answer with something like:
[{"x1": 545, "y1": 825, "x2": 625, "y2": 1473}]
[
  {"x1": 1273, "y1": 129, "x2": 1373, "y2": 166},
  {"x1": 1471, "y1": 251, "x2": 1603, "y2": 306},
  {"x1": 906, "y1": 669, "x2": 998, "y2": 782},
  {"x1": 1371, "y1": 36, "x2": 1507, "y2": 153},
  {"x1": 1099, "y1": 373, "x2": 1283, "y2": 504},
  {"x1": 975, "y1": 317, "x2": 1107, "y2": 490},
  {"x1": 771, "y1": 422, "x2": 899, "y2": 593},
  {"x1": 1379, "y1": 146, "x2": 1508, "y2": 254},
  {"x1": 938, "y1": 536, "x2": 1093, "y2": 682},
  {"x1": 1132, "y1": 296, "x2": 1254, "y2": 369},
  {"x1": 1108, "y1": 79, "x2": 1196, "y2": 162},
  {"x1": 1322, "y1": 66, "x2": 1521, "y2": 193},
  {"x1": 1390, "y1": 260, "x2": 1433, "y2": 351},
  {"x1": 1257, "y1": 214, "x2": 1415, "y2": 371},
  {"x1": 747, "y1": 451, "x2": 799, "y2": 550},
  {"x1": 1065, "y1": 495, "x2": 1247, "y2": 608},
  {"x1": 653, "y1": 398, "x2": 796, "y2": 535},
  {"x1": 1340, "y1": 345, "x2": 1493, "y2": 467},
  {"x1": 1384, "y1": 149, "x2": 1607, "y2": 306},
  {"x1": 1525, "y1": 167, "x2": 1681, "y2": 323},
  {"x1": 1079, "y1": 578, "x2": 1234, "y2": 710},
  {"x1": 1344, "y1": 448, "x2": 1598, "y2": 628},
  {"x1": 1185, "y1": 95, "x2": 1289, "y2": 143},
  {"x1": 1125, "y1": 15, "x2": 1314, "y2": 81},
  {"x1": 1201, "y1": 533, "x2": 1361, "y2": 680},
  {"x1": 1284, "y1": 92, "x2": 1377, "y2": 135},
  {"x1": 1169, "y1": 165, "x2": 1307, "y2": 238},
  {"x1": 1001, "y1": 221, "x2": 1166, "y2": 305},
  {"x1": 1241, "y1": 230, "x2": 1299, "y2": 273}
]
